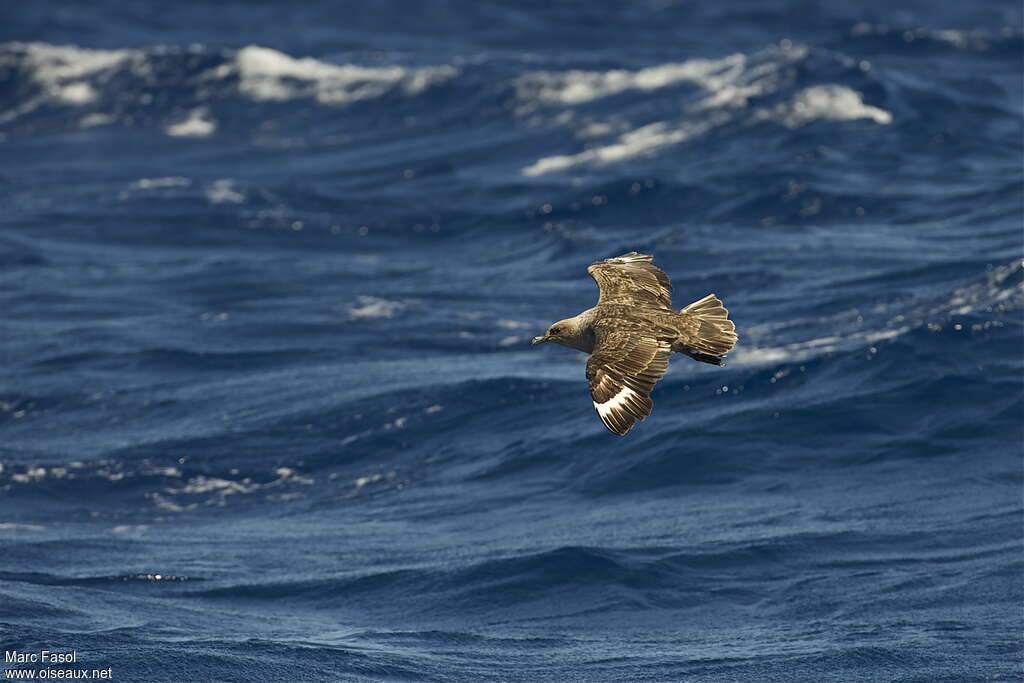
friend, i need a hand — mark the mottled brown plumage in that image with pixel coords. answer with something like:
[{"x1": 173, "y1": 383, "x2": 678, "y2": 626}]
[{"x1": 531, "y1": 252, "x2": 737, "y2": 436}]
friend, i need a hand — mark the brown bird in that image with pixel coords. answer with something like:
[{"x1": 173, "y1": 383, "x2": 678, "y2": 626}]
[{"x1": 531, "y1": 252, "x2": 737, "y2": 435}]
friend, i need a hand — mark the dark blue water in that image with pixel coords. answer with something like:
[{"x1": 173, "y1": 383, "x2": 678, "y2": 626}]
[{"x1": 1, "y1": 2, "x2": 1022, "y2": 681}]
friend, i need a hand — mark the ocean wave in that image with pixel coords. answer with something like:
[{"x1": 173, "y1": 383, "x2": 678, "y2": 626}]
[
  {"x1": 0, "y1": 42, "x2": 136, "y2": 118},
  {"x1": 735, "y1": 258, "x2": 1023, "y2": 366},
  {"x1": 512, "y1": 47, "x2": 806, "y2": 107},
  {"x1": 2, "y1": 256, "x2": 1018, "y2": 508},
  {"x1": 216, "y1": 45, "x2": 458, "y2": 105},
  {"x1": 0, "y1": 41, "x2": 458, "y2": 134},
  {"x1": 516, "y1": 44, "x2": 895, "y2": 176},
  {"x1": 183, "y1": 543, "x2": 766, "y2": 612}
]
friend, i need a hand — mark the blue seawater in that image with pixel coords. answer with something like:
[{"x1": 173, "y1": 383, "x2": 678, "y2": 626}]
[{"x1": 1, "y1": 2, "x2": 1022, "y2": 681}]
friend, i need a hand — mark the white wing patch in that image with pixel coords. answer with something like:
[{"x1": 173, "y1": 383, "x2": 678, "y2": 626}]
[{"x1": 592, "y1": 384, "x2": 651, "y2": 435}]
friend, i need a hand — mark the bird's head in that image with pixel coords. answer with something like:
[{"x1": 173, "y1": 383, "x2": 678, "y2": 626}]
[{"x1": 531, "y1": 318, "x2": 576, "y2": 348}]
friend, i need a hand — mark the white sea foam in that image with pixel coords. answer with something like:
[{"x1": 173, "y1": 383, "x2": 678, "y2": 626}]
[
  {"x1": 517, "y1": 47, "x2": 806, "y2": 109},
  {"x1": 517, "y1": 45, "x2": 894, "y2": 176},
  {"x1": 152, "y1": 467, "x2": 315, "y2": 510},
  {"x1": 11, "y1": 467, "x2": 47, "y2": 483},
  {"x1": 0, "y1": 523, "x2": 46, "y2": 532},
  {"x1": 79, "y1": 112, "x2": 116, "y2": 128},
  {"x1": 130, "y1": 177, "x2": 192, "y2": 191},
  {"x1": 120, "y1": 176, "x2": 192, "y2": 201},
  {"x1": 383, "y1": 416, "x2": 407, "y2": 430},
  {"x1": 0, "y1": 42, "x2": 136, "y2": 125},
  {"x1": 732, "y1": 260, "x2": 1022, "y2": 368},
  {"x1": 14, "y1": 42, "x2": 133, "y2": 104},
  {"x1": 152, "y1": 467, "x2": 182, "y2": 477},
  {"x1": 220, "y1": 45, "x2": 457, "y2": 105},
  {"x1": 56, "y1": 82, "x2": 97, "y2": 105},
  {"x1": 206, "y1": 178, "x2": 245, "y2": 204},
  {"x1": 1, "y1": 458, "x2": 320, "y2": 513},
  {"x1": 516, "y1": 52, "x2": 769, "y2": 106},
  {"x1": 730, "y1": 327, "x2": 908, "y2": 367},
  {"x1": 166, "y1": 107, "x2": 217, "y2": 137},
  {"x1": 1, "y1": 41, "x2": 457, "y2": 130},
  {"x1": 347, "y1": 296, "x2": 410, "y2": 320},
  {"x1": 754, "y1": 85, "x2": 892, "y2": 128},
  {"x1": 517, "y1": 47, "x2": 799, "y2": 176},
  {"x1": 522, "y1": 120, "x2": 708, "y2": 176},
  {"x1": 274, "y1": 467, "x2": 314, "y2": 485},
  {"x1": 353, "y1": 471, "x2": 397, "y2": 491}
]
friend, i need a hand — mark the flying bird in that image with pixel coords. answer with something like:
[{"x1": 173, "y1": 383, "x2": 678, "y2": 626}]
[{"x1": 531, "y1": 252, "x2": 737, "y2": 436}]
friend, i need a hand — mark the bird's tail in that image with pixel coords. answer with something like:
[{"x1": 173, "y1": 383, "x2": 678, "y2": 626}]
[{"x1": 675, "y1": 294, "x2": 737, "y2": 364}]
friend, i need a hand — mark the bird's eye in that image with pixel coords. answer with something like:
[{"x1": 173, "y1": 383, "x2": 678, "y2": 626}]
[{"x1": 551, "y1": 326, "x2": 561, "y2": 335}]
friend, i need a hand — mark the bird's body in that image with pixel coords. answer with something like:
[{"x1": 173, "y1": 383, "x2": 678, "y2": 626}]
[{"x1": 531, "y1": 252, "x2": 737, "y2": 435}]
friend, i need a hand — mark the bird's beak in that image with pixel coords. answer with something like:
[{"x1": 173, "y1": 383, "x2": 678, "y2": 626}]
[{"x1": 531, "y1": 335, "x2": 547, "y2": 346}]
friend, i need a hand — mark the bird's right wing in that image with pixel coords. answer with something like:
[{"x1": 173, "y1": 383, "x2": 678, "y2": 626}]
[
  {"x1": 587, "y1": 252, "x2": 673, "y2": 309},
  {"x1": 586, "y1": 323, "x2": 672, "y2": 436}
]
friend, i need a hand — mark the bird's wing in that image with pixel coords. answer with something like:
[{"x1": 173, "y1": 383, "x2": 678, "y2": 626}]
[
  {"x1": 586, "y1": 322, "x2": 672, "y2": 436},
  {"x1": 587, "y1": 252, "x2": 673, "y2": 309}
]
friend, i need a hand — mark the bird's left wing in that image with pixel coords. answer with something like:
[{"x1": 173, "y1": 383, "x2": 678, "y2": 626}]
[
  {"x1": 587, "y1": 252, "x2": 673, "y2": 309},
  {"x1": 586, "y1": 323, "x2": 672, "y2": 436}
]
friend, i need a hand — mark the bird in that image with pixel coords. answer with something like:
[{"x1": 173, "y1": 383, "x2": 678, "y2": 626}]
[{"x1": 531, "y1": 252, "x2": 737, "y2": 436}]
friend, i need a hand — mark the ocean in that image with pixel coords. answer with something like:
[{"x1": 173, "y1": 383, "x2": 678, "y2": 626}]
[{"x1": 1, "y1": 1, "x2": 1022, "y2": 681}]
